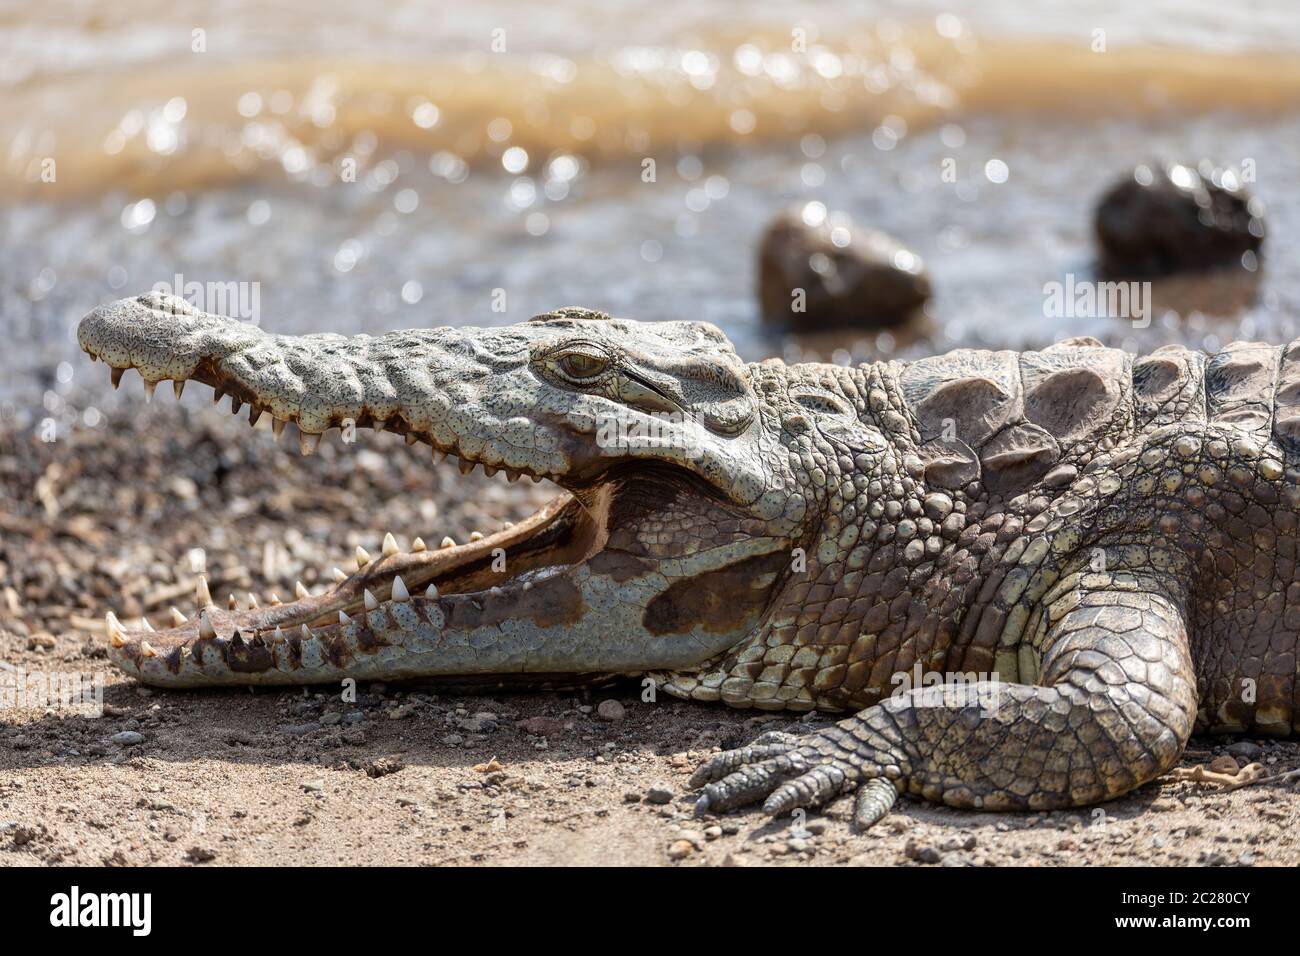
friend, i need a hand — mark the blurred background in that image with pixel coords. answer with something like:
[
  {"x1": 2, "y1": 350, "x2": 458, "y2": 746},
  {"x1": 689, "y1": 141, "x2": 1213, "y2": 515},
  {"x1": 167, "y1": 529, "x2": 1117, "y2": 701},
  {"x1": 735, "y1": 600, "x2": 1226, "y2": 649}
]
[{"x1": 3, "y1": 0, "x2": 1300, "y2": 427}]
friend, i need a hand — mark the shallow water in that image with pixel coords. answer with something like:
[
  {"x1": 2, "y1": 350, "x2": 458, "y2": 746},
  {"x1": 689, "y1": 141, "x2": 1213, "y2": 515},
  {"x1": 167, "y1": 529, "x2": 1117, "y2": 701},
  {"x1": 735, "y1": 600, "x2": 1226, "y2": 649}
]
[{"x1": 3, "y1": 1, "x2": 1300, "y2": 428}]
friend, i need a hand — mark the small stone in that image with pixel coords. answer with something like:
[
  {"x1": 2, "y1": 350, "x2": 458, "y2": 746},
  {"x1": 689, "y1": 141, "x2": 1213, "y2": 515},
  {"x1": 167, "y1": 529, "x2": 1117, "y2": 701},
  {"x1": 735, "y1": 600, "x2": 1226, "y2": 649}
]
[
  {"x1": 186, "y1": 846, "x2": 217, "y2": 862},
  {"x1": 516, "y1": 716, "x2": 566, "y2": 737},
  {"x1": 645, "y1": 783, "x2": 674, "y2": 805},
  {"x1": 904, "y1": 840, "x2": 941, "y2": 864},
  {"x1": 301, "y1": 779, "x2": 325, "y2": 792},
  {"x1": 1209, "y1": 755, "x2": 1239, "y2": 775},
  {"x1": 109, "y1": 731, "x2": 144, "y2": 746},
  {"x1": 1225, "y1": 741, "x2": 1263, "y2": 762},
  {"x1": 596, "y1": 699, "x2": 626, "y2": 722},
  {"x1": 666, "y1": 840, "x2": 694, "y2": 860}
]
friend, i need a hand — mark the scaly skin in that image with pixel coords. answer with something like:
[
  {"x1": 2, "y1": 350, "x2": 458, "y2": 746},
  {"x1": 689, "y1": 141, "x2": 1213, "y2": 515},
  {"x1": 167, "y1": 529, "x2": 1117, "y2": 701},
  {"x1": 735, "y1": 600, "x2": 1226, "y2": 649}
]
[{"x1": 77, "y1": 293, "x2": 1299, "y2": 828}]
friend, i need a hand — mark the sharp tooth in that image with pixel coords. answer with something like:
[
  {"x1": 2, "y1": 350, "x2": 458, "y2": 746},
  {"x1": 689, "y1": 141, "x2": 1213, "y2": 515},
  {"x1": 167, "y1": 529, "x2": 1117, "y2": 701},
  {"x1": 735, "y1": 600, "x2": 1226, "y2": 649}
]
[
  {"x1": 273, "y1": 625, "x2": 285, "y2": 642},
  {"x1": 269, "y1": 593, "x2": 282, "y2": 605},
  {"x1": 425, "y1": 583, "x2": 439, "y2": 599},
  {"x1": 173, "y1": 380, "x2": 186, "y2": 400},
  {"x1": 506, "y1": 469, "x2": 521, "y2": 482},
  {"x1": 332, "y1": 567, "x2": 348, "y2": 584},
  {"x1": 405, "y1": 433, "x2": 419, "y2": 446},
  {"x1": 364, "y1": 589, "x2": 379, "y2": 610},
  {"x1": 143, "y1": 380, "x2": 157, "y2": 402},
  {"x1": 295, "y1": 580, "x2": 310, "y2": 599},
  {"x1": 355, "y1": 546, "x2": 371, "y2": 569},
  {"x1": 140, "y1": 617, "x2": 155, "y2": 632},
  {"x1": 440, "y1": 536, "x2": 456, "y2": 549},
  {"x1": 458, "y1": 459, "x2": 474, "y2": 476},
  {"x1": 228, "y1": 593, "x2": 239, "y2": 610},
  {"x1": 483, "y1": 465, "x2": 498, "y2": 478},
  {"x1": 338, "y1": 610, "x2": 351, "y2": 624},
  {"x1": 110, "y1": 367, "x2": 124, "y2": 388},
  {"x1": 231, "y1": 396, "x2": 242, "y2": 414},
  {"x1": 411, "y1": 537, "x2": 427, "y2": 553},
  {"x1": 195, "y1": 574, "x2": 213, "y2": 608},
  {"x1": 300, "y1": 624, "x2": 312, "y2": 640},
  {"x1": 272, "y1": 418, "x2": 287, "y2": 440},
  {"x1": 248, "y1": 593, "x2": 260, "y2": 609},
  {"x1": 199, "y1": 610, "x2": 217, "y2": 640},
  {"x1": 299, "y1": 431, "x2": 321, "y2": 456},
  {"x1": 382, "y1": 532, "x2": 399, "y2": 557},
  {"x1": 391, "y1": 576, "x2": 409, "y2": 602},
  {"x1": 214, "y1": 388, "x2": 226, "y2": 405},
  {"x1": 530, "y1": 473, "x2": 542, "y2": 483},
  {"x1": 169, "y1": 607, "x2": 187, "y2": 626},
  {"x1": 105, "y1": 612, "x2": 127, "y2": 648},
  {"x1": 249, "y1": 407, "x2": 262, "y2": 426},
  {"x1": 140, "y1": 641, "x2": 158, "y2": 658},
  {"x1": 469, "y1": 531, "x2": 484, "y2": 542}
]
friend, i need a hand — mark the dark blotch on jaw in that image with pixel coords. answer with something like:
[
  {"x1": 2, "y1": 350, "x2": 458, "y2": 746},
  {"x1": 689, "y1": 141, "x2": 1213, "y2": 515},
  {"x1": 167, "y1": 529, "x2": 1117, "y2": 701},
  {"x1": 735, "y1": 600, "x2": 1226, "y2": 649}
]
[
  {"x1": 586, "y1": 549, "x2": 654, "y2": 583},
  {"x1": 642, "y1": 551, "x2": 789, "y2": 636},
  {"x1": 442, "y1": 574, "x2": 586, "y2": 631}
]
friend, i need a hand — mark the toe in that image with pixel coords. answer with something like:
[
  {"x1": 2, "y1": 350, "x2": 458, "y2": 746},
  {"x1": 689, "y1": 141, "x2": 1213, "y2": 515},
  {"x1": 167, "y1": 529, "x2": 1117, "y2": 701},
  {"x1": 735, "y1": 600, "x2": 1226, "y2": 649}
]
[
  {"x1": 695, "y1": 758, "x2": 803, "y2": 814},
  {"x1": 688, "y1": 742, "x2": 796, "y2": 788},
  {"x1": 762, "y1": 763, "x2": 850, "y2": 816}
]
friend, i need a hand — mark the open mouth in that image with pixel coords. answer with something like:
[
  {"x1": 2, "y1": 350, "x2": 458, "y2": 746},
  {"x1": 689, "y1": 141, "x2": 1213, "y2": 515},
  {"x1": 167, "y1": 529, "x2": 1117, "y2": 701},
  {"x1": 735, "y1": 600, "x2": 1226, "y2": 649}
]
[{"x1": 87, "y1": 343, "x2": 639, "y2": 667}]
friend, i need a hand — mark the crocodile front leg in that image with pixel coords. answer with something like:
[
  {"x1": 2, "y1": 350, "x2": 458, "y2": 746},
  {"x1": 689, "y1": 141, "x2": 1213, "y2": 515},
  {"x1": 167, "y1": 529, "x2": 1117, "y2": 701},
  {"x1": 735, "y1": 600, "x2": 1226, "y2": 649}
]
[{"x1": 691, "y1": 583, "x2": 1198, "y2": 829}]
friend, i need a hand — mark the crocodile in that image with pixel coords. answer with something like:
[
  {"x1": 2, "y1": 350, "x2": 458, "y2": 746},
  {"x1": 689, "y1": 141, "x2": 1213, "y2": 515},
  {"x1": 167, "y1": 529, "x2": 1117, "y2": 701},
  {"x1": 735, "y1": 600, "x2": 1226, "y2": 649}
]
[{"x1": 77, "y1": 292, "x2": 1299, "y2": 829}]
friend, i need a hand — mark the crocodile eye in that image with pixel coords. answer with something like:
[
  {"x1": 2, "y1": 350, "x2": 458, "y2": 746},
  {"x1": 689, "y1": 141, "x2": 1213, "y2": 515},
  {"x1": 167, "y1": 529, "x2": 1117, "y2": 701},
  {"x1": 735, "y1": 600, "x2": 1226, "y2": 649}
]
[{"x1": 556, "y1": 350, "x2": 609, "y2": 380}]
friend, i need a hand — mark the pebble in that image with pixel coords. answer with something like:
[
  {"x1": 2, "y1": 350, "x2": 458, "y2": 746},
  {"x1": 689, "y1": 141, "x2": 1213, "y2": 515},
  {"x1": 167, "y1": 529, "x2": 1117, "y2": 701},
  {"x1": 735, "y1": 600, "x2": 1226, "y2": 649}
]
[
  {"x1": 666, "y1": 840, "x2": 694, "y2": 860},
  {"x1": 645, "y1": 783, "x2": 674, "y2": 805},
  {"x1": 282, "y1": 722, "x2": 320, "y2": 736},
  {"x1": 186, "y1": 846, "x2": 217, "y2": 862},
  {"x1": 1209, "y1": 755, "x2": 1239, "y2": 774},
  {"x1": 109, "y1": 731, "x2": 144, "y2": 746},
  {"x1": 1226, "y1": 741, "x2": 1263, "y2": 762},
  {"x1": 516, "y1": 716, "x2": 566, "y2": 737},
  {"x1": 596, "y1": 699, "x2": 626, "y2": 722},
  {"x1": 301, "y1": 779, "x2": 325, "y2": 792},
  {"x1": 904, "y1": 840, "x2": 941, "y2": 864}
]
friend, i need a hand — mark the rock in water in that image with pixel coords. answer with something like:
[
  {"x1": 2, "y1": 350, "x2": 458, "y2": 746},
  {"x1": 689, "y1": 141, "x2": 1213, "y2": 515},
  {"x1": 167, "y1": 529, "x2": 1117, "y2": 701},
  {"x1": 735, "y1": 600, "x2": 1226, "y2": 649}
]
[
  {"x1": 1094, "y1": 161, "x2": 1265, "y2": 277},
  {"x1": 757, "y1": 206, "x2": 930, "y2": 331}
]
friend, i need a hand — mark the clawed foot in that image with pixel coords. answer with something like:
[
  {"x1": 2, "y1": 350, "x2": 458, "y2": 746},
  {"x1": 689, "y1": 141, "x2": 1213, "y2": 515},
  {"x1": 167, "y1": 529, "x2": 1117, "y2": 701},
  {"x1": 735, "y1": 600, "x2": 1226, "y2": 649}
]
[{"x1": 690, "y1": 725, "x2": 905, "y2": 831}]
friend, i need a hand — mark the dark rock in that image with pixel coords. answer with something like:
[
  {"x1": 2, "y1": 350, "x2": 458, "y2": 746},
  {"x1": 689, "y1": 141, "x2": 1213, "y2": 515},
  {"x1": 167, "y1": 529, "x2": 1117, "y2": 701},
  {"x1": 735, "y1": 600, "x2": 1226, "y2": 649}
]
[
  {"x1": 1094, "y1": 161, "x2": 1265, "y2": 276},
  {"x1": 904, "y1": 839, "x2": 941, "y2": 864},
  {"x1": 1225, "y1": 740, "x2": 1263, "y2": 762},
  {"x1": 758, "y1": 206, "x2": 930, "y2": 330}
]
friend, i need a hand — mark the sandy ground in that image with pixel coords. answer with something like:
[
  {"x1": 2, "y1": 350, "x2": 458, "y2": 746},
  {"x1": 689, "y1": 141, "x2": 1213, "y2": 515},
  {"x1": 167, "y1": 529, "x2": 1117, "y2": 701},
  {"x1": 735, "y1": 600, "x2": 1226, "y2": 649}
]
[{"x1": 2, "y1": 401, "x2": 1299, "y2": 866}]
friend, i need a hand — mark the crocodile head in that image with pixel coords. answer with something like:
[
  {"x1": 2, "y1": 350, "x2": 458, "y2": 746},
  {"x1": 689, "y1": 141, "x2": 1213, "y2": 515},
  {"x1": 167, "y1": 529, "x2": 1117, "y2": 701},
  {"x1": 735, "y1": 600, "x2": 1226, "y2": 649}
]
[{"x1": 78, "y1": 293, "x2": 855, "y2": 688}]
